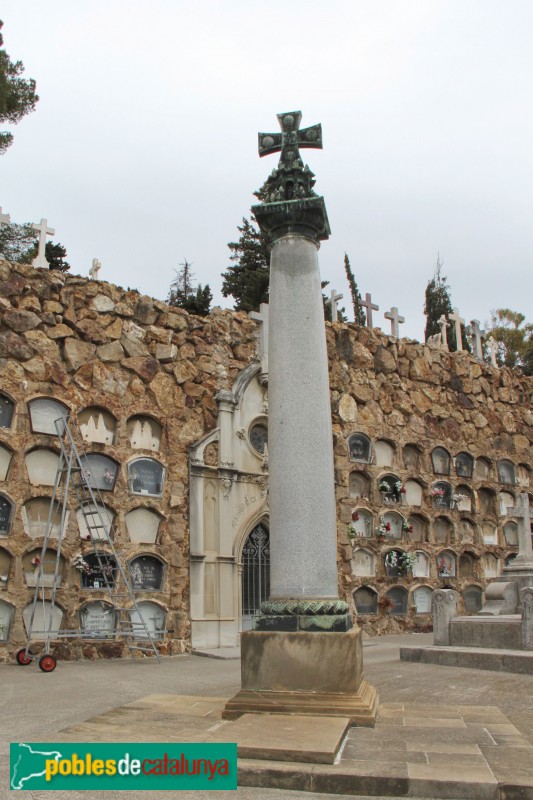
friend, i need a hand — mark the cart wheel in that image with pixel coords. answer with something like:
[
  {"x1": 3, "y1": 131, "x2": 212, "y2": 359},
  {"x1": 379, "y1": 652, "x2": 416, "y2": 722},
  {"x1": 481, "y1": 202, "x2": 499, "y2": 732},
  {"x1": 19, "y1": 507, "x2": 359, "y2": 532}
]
[
  {"x1": 38, "y1": 654, "x2": 57, "y2": 673},
  {"x1": 16, "y1": 649, "x2": 32, "y2": 666}
]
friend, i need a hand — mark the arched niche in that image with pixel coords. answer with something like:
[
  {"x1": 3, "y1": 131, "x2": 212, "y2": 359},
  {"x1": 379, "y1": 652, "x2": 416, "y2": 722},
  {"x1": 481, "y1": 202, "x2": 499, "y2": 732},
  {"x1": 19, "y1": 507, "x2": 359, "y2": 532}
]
[
  {"x1": 402, "y1": 444, "x2": 421, "y2": 472},
  {"x1": 481, "y1": 553, "x2": 500, "y2": 578},
  {"x1": 404, "y1": 480, "x2": 423, "y2": 507},
  {"x1": 407, "y1": 514, "x2": 428, "y2": 543},
  {"x1": 384, "y1": 548, "x2": 407, "y2": 577},
  {"x1": 458, "y1": 518, "x2": 476, "y2": 545},
  {"x1": 517, "y1": 464, "x2": 530, "y2": 488},
  {"x1": 23, "y1": 600, "x2": 63, "y2": 636},
  {"x1": 128, "y1": 458, "x2": 165, "y2": 497},
  {"x1": 431, "y1": 481, "x2": 452, "y2": 510},
  {"x1": 412, "y1": 586, "x2": 433, "y2": 614},
  {"x1": 481, "y1": 521, "x2": 498, "y2": 545},
  {"x1": 499, "y1": 491, "x2": 515, "y2": 517},
  {"x1": 463, "y1": 585, "x2": 483, "y2": 613},
  {"x1": 0, "y1": 599, "x2": 15, "y2": 640},
  {"x1": 436, "y1": 550, "x2": 456, "y2": 578},
  {"x1": 350, "y1": 508, "x2": 373, "y2": 538},
  {"x1": 0, "y1": 444, "x2": 13, "y2": 481},
  {"x1": 79, "y1": 407, "x2": 116, "y2": 445},
  {"x1": 76, "y1": 503, "x2": 115, "y2": 542},
  {"x1": 352, "y1": 548, "x2": 375, "y2": 577},
  {"x1": 459, "y1": 552, "x2": 477, "y2": 578},
  {"x1": 80, "y1": 454, "x2": 119, "y2": 492},
  {"x1": 497, "y1": 460, "x2": 516, "y2": 486},
  {"x1": 432, "y1": 447, "x2": 451, "y2": 475},
  {"x1": 374, "y1": 440, "x2": 395, "y2": 468},
  {"x1": 0, "y1": 547, "x2": 12, "y2": 588},
  {"x1": 124, "y1": 507, "x2": 162, "y2": 544},
  {"x1": 348, "y1": 433, "x2": 371, "y2": 464},
  {"x1": 23, "y1": 548, "x2": 65, "y2": 587},
  {"x1": 478, "y1": 488, "x2": 496, "y2": 516},
  {"x1": 203, "y1": 442, "x2": 218, "y2": 467},
  {"x1": 128, "y1": 601, "x2": 166, "y2": 640},
  {"x1": 412, "y1": 550, "x2": 430, "y2": 578},
  {"x1": 127, "y1": 415, "x2": 162, "y2": 451},
  {"x1": 0, "y1": 494, "x2": 14, "y2": 536},
  {"x1": 128, "y1": 555, "x2": 165, "y2": 591},
  {"x1": 455, "y1": 485, "x2": 473, "y2": 512},
  {"x1": 80, "y1": 601, "x2": 117, "y2": 638},
  {"x1": 385, "y1": 586, "x2": 408, "y2": 615},
  {"x1": 455, "y1": 452, "x2": 474, "y2": 478},
  {"x1": 381, "y1": 511, "x2": 404, "y2": 539},
  {"x1": 379, "y1": 474, "x2": 403, "y2": 504},
  {"x1": 503, "y1": 521, "x2": 519, "y2": 546},
  {"x1": 474, "y1": 458, "x2": 491, "y2": 480},
  {"x1": 25, "y1": 448, "x2": 60, "y2": 487},
  {"x1": 353, "y1": 586, "x2": 378, "y2": 615},
  {"x1": 433, "y1": 516, "x2": 453, "y2": 544},
  {"x1": 22, "y1": 497, "x2": 64, "y2": 538},
  {"x1": 78, "y1": 552, "x2": 117, "y2": 589},
  {"x1": 349, "y1": 472, "x2": 370, "y2": 500},
  {"x1": 0, "y1": 394, "x2": 15, "y2": 429},
  {"x1": 28, "y1": 398, "x2": 69, "y2": 435}
]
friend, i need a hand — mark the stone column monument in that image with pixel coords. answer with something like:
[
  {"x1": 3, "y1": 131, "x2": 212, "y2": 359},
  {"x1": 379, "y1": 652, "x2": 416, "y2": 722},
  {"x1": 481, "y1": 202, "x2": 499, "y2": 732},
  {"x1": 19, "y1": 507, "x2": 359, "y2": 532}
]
[{"x1": 224, "y1": 111, "x2": 377, "y2": 725}]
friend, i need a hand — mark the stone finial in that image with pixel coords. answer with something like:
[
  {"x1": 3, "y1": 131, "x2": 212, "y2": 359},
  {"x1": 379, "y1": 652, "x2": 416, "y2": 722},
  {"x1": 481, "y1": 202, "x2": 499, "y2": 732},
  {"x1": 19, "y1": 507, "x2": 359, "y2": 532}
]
[
  {"x1": 437, "y1": 314, "x2": 450, "y2": 350},
  {"x1": 469, "y1": 320, "x2": 485, "y2": 361},
  {"x1": 361, "y1": 293, "x2": 379, "y2": 329},
  {"x1": 384, "y1": 306, "x2": 405, "y2": 338},
  {"x1": 31, "y1": 218, "x2": 55, "y2": 269},
  {"x1": 89, "y1": 258, "x2": 101, "y2": 280},
  {"x1": 448, "y1": 307, "x2": 465, "y2": 351},
  {"x1": 486, "y1": 335, "x2": 499, "y2": 367},
  {"x1": 329, "y1": 290, "x2": 343, "y2": 323}
]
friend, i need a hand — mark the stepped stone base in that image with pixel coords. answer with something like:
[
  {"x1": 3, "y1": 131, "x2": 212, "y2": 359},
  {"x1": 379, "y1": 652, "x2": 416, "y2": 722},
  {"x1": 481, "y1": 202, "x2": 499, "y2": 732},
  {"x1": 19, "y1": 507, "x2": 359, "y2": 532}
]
[
  {"x1": 223, "y1": 628, "x2": 379, "y2": 726},
  {"x1": 400, "y1": 644, "x2": 533, "y2": 675},
  {"x1": 450, "y1": 615, "x2": 522, "y2": 649}
]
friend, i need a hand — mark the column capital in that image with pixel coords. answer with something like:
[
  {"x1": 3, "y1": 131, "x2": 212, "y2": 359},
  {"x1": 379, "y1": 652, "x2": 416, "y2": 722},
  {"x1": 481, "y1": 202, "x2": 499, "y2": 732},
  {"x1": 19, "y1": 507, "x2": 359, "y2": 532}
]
[{"x1": 252, "y1": 196, "x2": 330, "y2": 246}]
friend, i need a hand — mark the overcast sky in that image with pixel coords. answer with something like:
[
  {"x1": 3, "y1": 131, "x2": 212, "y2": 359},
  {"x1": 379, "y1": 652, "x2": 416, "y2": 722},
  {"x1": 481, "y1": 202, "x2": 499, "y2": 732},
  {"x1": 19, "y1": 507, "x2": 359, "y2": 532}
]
[{"x1": 2, "y1": 1, "x2": 532, "y2": 340}]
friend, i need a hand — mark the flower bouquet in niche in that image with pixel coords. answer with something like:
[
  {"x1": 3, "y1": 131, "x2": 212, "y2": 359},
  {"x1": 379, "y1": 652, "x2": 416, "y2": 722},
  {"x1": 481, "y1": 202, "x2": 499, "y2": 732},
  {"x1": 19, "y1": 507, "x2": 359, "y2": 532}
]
[
  {"x1": 384, "y1": 550, "x2": 417, "y2": 575},
  {"x1": 378, "y1": 596, "x2": 395, "y2": 613},
  {"x1": 377, "y1": 516, "x2": 392, "y2": 538},
  {"x1": 73, "y1": 554, "x2": 91, "y2": 575}
]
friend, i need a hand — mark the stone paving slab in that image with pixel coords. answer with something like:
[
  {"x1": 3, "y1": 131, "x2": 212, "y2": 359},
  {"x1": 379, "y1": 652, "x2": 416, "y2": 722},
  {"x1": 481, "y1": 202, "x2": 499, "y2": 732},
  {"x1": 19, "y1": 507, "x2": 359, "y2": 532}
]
[{"x1": 401, "y1": 645, "x2": 533, "y2": 675}]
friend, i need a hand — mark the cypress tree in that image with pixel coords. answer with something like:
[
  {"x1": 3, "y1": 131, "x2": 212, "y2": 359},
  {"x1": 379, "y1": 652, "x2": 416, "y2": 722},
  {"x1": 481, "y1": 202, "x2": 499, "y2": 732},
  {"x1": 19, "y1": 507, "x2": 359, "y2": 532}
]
[
  {"x1": 424, "y1": 254, "x2": 456, "y2": 350},
  {"x1": 344, "y1": 253, "x2": 365, "y2": 325}
]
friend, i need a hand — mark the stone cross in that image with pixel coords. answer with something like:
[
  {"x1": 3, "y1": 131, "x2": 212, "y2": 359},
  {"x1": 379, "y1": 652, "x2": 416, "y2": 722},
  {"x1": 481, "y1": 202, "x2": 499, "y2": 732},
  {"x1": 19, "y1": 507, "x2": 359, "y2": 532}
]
[
  {"x1": 486, "y1": 335, "x2": 498, "y2": 367},
  {"x1": 0, "y1": 207, "x2": 10, "y2": 227},
  {"x1": 448, "y1": 307, "x2": 465, "y2": 351},
  {"x1": 249, "y1": 302, "x2": 269, "y2": 376},
  {"x1": 509, "y1": 493, "x2": 533, "y2": 565},
  {"x1": 31, "y1": 218, "x2": 55, "y2": 269},
  {"x1": 438, "y1": 314, "x2": 450, "y2": 350},
  {"x1": 361, "y1": 292, "x2": 379, "y2": 328},
  {"x1": 469, "y1": 319, "x2": 485, "y2": 361},
  {"x1": 384, "y1": 306, "x2": 405, "y2": 338},
  {"x1": 330, "y1": 289, "x2": 343, "y2": 323},
  {"x1": 89, "y1": 258, "x2": 101, "y2": 280}
]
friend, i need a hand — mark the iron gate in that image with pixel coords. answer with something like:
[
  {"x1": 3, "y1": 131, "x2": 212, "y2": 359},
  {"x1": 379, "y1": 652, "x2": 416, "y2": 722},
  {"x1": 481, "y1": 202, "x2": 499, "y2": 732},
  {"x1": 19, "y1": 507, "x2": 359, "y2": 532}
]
[{"x1": 242, "y1": 523, "x2": 270, "y2": 619}]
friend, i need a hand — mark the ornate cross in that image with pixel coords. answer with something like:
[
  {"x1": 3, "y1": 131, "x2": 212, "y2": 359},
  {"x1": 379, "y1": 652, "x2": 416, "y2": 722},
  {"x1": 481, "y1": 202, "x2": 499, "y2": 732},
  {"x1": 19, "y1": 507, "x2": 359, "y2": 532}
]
[
  {"x1": 361, "y1": 292, "x2": 379, "y2": 328},
  {"x1": 31, "y1": 218, "x2": 55, "y2": 269},
  {"x1": 469, "y1": 319, "x2": 485, "y2": 361},
  {"x1": 437, "y1": 314, "x2": 450, "y2": 349},
  {"x1": 448, "y1": 307, "x2": 465, "y2": 351},
  {"x1": 384, "y1": 306, "x2": 405, "y2": 338},
  {"x1": 330, "y1": 289, "x2": 343, "y2": 323}
]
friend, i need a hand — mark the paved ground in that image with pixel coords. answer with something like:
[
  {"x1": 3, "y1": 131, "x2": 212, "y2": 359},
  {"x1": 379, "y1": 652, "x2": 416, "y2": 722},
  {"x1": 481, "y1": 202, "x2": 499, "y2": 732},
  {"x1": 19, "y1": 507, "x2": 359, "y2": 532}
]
[{"x1": 1, "y1": 632, "x2": 533, "y2": 799}]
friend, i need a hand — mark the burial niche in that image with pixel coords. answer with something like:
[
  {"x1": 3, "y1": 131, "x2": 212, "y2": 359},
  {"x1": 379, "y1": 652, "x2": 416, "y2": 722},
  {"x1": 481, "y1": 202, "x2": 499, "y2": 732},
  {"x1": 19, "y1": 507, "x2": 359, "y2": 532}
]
[
  {"x1": 517, "y1": 464, "x2": 530, "y2": 487},
  {"x1": 478, "y1": 488, "x2": 496, "y2": 516},
  {"x1": 23, "y1": 549, "x2": 64, "y2": 587},
  {"x1": 499, "y1": 491, "x2": 515, "y2": 517},
  {"x1": 374, "y1": 440, "x2": 395, "y2": 467},
  {"x1": 0, "y1": 547, "x2": 12, "y2": 587},
  {"x1": 431, "y1": 481, "x2": 452, "y2": 510},
  {"x1": 436, "y1": 550, "x2": 456, "y2": 577},
  {"x1": 128, "y1": 601, "x2": 166, "y2": 640},
  {"x1": 80, "y1": 454, "x2": 118, "y2": 492},
  {"x1": 379, "y1": 474, "x2": 403, "y2": 503},
  {"x1": 127, "y1": 415, "x2": 162, "y2": 451},
  {"x1": 350, "y1": 508, "x2": 373, "y2": 538},
  {"x1": 412, "y1": 551, "x2": 430, "y2": 577},
  {"x1": 352, "y1": 548, "x2": 375, "y2": 577},
  {"x1": 503, "y1": 521, "x2": 519, "y2": 546},
  {"x1": 348, "y1": 433, "x2": 371, "y2": 463},
  {"x1": 404, "y1": 480, "x2": 423, "y2": 507},
  {"x1": 481, "y1": 521, "x2": 498, "y2": 545},
  {"x1": 459, "y1": 552, "x2": 476, "y2": 579},
  {"x1": 385, "y1": 587, "x2": 408, "y2": 615},
  {"x1": 80, "y1": 601, "x2": 116, "y2": 638},
  {"x1": 79, "y1": 553, "x2": 117, "y2": 589},
  {"x1": 0, "y1": 394, "x2": 14, "y2": 429},
  {"x1": 25, "y1": 448, "x2": 59, "y2": 487},
  {"x1": 431, "y1": 447, "x2": 451, "y2": 475},
  {"x1": 474, "y1": 458, "x2": 491, "y2": 480},
  {"x1": 0, "y1": 600, "x2": 14, "y2": 640},
  {"x1": 79, "y1": 407, "x2": 116, "y2": 445},
  {"x1": 407, "y1": 514, "x2": 428, "y2": 543},
  {"x1": 455, "y1": 452, "x2": 474, "y2": 478},
  {"x1": 381, "y1": 511, "x2": 404, "y2": 539},
  {"x1": 482, "y1": 554, "x2": 499, "y2": 578},
  {"x1": 22, "y1": 497, "x2": 63, "y2": 538},
  {"x1": 413, "y1": 586, "x2": 433, "y2": 614},
  {"x1": 23, "y1": 601, "x2": 63, "y2": 636},
  {"x1": 497, "y1": 460, "x2": 516, "y2": 485},
  {"x1": 128, "y1": 458, "x2": 165, "y2": 497},
  {"x1": 384, "y1": 548, "x2": 408, "y2": 577},
  {"x1": 458, "y1": 518, "x2": 476, "y2": 545},
  {"x1": 455, "y1": 485, "x2": 473, "y2": 512},
  {"x1": 433, "y1": 516, "x2": 453, "y2": 544},
  {"x1": 353, "y1": 586, "x2": 378, "y2": 615},
  {"x1": 124, "y1": 507, "x2": 162, "y2": 544},
  {"x1": 402, "y1": 444, "x2": 421, "y2": 472},
  {"x1": 349, "y1": 472, "x2": 370, "y2": 500},
  {"x1": 28, "y1": 398, "x2": 69, "y2": 435},
  {"x1": 0, "y1": 444, "x2": 13, "y2": 481},
  {"x1": 76, "y1": 503, "x2": 115, "y2": 542},
  {"x1": 463, "y1": 585, "x2": 483, "y2": 613},
  {"x1": 129, "y1": 555, "x2": 164, "y2": 591}
]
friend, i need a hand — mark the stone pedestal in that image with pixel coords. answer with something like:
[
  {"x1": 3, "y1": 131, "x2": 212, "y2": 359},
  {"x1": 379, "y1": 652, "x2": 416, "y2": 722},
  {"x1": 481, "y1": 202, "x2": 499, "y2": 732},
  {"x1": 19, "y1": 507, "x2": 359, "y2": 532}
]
[{"x1": 223, "y1": 629, "x2": 378, "y2": 726}]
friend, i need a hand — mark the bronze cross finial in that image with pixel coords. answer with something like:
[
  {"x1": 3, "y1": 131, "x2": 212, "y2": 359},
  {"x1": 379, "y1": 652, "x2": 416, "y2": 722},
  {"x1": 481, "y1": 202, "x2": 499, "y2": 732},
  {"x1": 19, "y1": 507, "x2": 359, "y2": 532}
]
[{"x1": 258, "y1": 111, "x2": 322, "y2": 165}]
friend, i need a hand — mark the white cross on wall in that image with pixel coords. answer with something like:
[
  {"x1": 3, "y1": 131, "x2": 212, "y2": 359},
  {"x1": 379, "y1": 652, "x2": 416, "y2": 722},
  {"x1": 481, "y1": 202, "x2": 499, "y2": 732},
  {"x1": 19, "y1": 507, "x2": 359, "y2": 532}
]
[
  {"x1": 384, "y1": 306, "x2": 405, "y2": 338},
  {"x1": 89, "y1": 258, "x2": 101, "y2": 280},
  {"x1": 0, "y1": 207, "x2": 10, "y2": 227},
  {"x1": 486, "y1": 335, "x2": 499, "y2": 367},
  {"x1": 448, "y1": 307, "x2": 465, "y2": 351},
  {"x1": 437, "y1": 314, "x2": 450, "y2": 350},
  {"x1": 361, "y1": 292, "x2": 379, "y2": 328},
  {"x1": 31, "y1": 218, "x2": 55, "y2": 269},
  {"x1": 330, "y1": 289, "x2": 343, "y2": 323},
  {"x1": 469, "y1": 319, "x2": 485, "y2": 361}
]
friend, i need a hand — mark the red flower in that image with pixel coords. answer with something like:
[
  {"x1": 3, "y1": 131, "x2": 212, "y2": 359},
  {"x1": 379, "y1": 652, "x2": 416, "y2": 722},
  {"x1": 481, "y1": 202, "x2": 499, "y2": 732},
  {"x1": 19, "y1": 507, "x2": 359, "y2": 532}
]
[
  {"x1": 408, "y1": 526, "x2": 413, "y2": 533},
  {"x1": 401, "y1": 486, "x2": 406, "y2": 493},
  {"x1": 386, "y1": 522, "x2": 391, "y2": 531},
  {"x1": 352, "y1": 511, "x2": 359, "y2": 521}
]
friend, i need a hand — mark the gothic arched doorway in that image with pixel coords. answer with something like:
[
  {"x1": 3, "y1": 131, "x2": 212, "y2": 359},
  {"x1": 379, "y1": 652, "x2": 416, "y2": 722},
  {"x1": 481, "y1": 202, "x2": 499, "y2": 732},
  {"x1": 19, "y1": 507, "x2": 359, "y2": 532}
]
[{"x1": 241, "y1": 522, "x2": 270, "y2": 631}]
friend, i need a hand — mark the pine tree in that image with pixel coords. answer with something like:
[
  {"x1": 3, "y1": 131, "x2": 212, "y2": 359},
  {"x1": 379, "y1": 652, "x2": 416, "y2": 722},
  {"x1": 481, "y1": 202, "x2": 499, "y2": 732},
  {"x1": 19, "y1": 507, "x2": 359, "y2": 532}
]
[
  {"x1": 344, "y1": 253, "x2": 366, "y2": 325},
  {"x1": 221, "y1": 216, "x2": 270, "y2": 313},
  {"x1": 0, "y1": 20, "x2": 39, "y2": 154},
  {"x1": 0, "y1": 221, "x2": 70, "y2": 270},
  {"x1": 424, "y1": 254, "x2": 456, "y2": 350},
  {"x1": 487, "y1": 308, "x2": 533, "y2": 372},
  {"x1": 168, "y1": 259, "x2": 212, "y2": 316}
]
